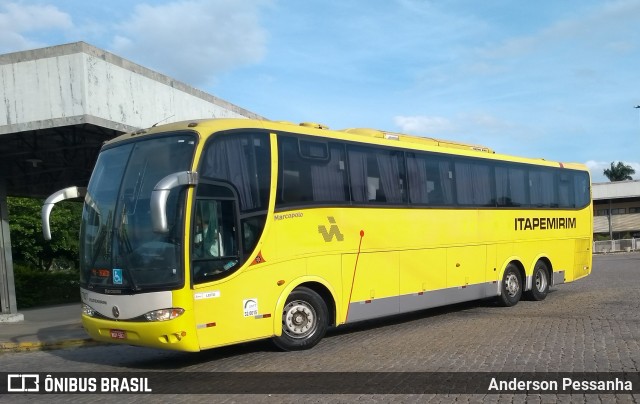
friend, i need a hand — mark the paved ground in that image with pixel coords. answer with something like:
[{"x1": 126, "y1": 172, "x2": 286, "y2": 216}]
[
  {"x1": 0, "y1": 303, "x2": 95, "y2": 352},
  {"x1": 0, "y1": 253, "x2": 639, "y2": 402}
]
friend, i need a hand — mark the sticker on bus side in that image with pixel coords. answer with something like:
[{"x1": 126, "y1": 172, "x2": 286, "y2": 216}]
[
  {"x1": 112, "y1": 269, "x2": 123, "y2": 285},
  {"x1": 194, "y1": 291, "x2": 220, "y2": 300},
  {"x1": 243, "y1": 299, "x2": 258, "y2": 317}
]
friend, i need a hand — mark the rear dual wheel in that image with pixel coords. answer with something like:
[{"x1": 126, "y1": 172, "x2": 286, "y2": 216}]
[
  {"x1": 499, "y1": 261, "x2": 550, "y2": 306},
  {"x1": 525, "y1": 261, "x2": 550, "y2": 301}
]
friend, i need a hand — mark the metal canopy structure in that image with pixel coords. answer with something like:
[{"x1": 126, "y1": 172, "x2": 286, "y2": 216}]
[
  {"x1": 0, "y1": 124, "x2": 115, "y2": 198},
  {"x1": 0, "y1": 42, "x2": 262, "y2": 317}
]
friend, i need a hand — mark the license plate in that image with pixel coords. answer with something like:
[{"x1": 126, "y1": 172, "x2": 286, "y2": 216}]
[{"x1": 110, "y1": 329, "x2": 127, "y2": 339}]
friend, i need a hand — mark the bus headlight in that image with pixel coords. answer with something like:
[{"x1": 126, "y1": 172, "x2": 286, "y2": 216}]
[
  {"x1": 82, "y1": 304, "x2": 97, "y2": 317},
  {"x1": 144, "y1": 308, "x2": 185, "y2": 322}
]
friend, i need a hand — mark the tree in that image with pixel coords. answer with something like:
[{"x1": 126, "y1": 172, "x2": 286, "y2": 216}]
[
  {"x1": 8, "y1": 197, "x2": 82, "y2": 271},
  {"x1": 603, "y1": 161, "x2": 635, "y2": 182}
]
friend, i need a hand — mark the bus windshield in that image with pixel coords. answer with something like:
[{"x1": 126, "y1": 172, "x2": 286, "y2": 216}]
[{"x1": 79, "y1": 133, "x2": 196, "y2": 293}]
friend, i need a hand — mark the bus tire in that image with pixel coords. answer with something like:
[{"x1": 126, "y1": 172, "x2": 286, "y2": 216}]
[
  {"x1": 273, "y1": 286, "x2": 328, "y2": 351},
  {"x1": 498, "y1": 264, "x2": 522, "y2": 307},
  {"x1": 525, "y1": 261, "x2": 549, "y2": 301}
]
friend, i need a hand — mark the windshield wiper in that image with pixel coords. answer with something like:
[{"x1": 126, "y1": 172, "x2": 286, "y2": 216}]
[{"x1": 123, "y1": 268, "x2": 141, "y2": 292}]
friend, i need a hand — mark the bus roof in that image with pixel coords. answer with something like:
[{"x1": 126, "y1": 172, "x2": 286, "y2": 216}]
[
  {"x1": 105, "y1": 118, "x2": 588, "y2": 172},
  {"x1": 340, "y1": 127, "x2": 494, "y2": 154}
]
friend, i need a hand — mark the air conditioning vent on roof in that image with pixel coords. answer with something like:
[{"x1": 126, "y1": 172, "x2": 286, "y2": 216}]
[{"x1": 299, "y1": 122, "x2": 329, "y2": 130}]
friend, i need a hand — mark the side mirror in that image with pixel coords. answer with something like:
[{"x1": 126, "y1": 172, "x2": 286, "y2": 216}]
[
  {"x1": 42, "y1": 186, "x2": 87, "y2": 240},
  {"x1": 151, "y1": 171, "x2": 198, "y2": 233}
]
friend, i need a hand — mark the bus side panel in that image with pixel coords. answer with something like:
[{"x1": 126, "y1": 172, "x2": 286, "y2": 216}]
[
  {"x1": 342, "y1": 252, "x2": 399, "y2": 323},
  {"x1": 398, "y1": 248, "x2": 447, "y2": 312},
  {"x1": 446, "y1": 245, "x2": 486, "y2": 288},
  {"x1": 193, "y1": 261, "x2": 301, "y2": 350},
  {"x1": 399, "y1": 247, "x2": 495, "y2": 314},
  {"x1": 545, "y1": 238, "x2": 575, "y2": 283},
  {"x1": 528, "y1": 239, "x2": 574, "y2": 284},
  {"x1": 398, "y1": 248, "x2": 447, "y2": 294},
  {"x1": 495, "y1": 242, "x2": 517, "y2": 286},
  {"x1": 500, "y1": 239, "x2": 574, "y2": 288},
  {"x1": 572, "y1": 238, "x2": 592, "y2": 281},
  {"x1": 485, "y1": 244, "x2": 498, "y2": 292},
  {"x1": 306, "y1": 254, "x2": 344, "y2": 324}
]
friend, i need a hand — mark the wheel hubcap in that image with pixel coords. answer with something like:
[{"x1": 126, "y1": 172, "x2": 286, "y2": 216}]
[
  {"x1": 535, "y1": 269, "x2": 547, "y2": 292},
  {"x1": 283, "y1": 300, "x2": 317, "y2": 339},
  {"x1": 505, "y1": 273, "x2": 520, "y2": 297}
]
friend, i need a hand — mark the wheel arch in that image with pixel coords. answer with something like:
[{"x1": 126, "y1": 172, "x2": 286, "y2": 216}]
[
  {"x1": 537, "y1": 256, "x2": 553, "y2": 286},
  {"x1": 273, "y1": 277, "x2": 338, "y2": 337},
  {"x1": 526, "y1": 255, "x2": 553, "y2": 290}
]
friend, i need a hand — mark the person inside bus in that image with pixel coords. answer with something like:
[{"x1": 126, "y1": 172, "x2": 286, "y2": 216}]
[{"x1": 194, "y1": 210, "x2": 225, "y2": 258}]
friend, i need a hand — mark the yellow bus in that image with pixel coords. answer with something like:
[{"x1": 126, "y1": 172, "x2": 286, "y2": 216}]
[{"x1": 42, "y1": 118, "x2": 592, "y2": 352}]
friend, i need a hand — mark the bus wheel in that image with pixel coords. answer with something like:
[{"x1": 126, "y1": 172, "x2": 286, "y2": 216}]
[
  {"x1": 525, "y1": 261, "x2": 549, "y2": 301},
  {"x1": 273, "y1": 287, "x2": 328, "y2": 351},
  {"x1": 499, "y1": 264, "x2": 522, "y2": 307}
]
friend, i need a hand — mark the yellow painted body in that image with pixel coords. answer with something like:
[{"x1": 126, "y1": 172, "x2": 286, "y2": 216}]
[{"x1": 82, "y1": 119, "x2": 593, "y2": 351}]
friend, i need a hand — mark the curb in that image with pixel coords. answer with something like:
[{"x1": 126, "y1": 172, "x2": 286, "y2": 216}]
[
  {"x1": 0, "y1": 313, "x2": 25, "y2": 323},
  {"x1": 0, "y1": 338, "x2": 107, "y2": 353}
]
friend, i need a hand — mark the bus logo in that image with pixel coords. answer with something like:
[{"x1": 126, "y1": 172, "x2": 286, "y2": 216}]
[
  {"x1": 318, "y1": 217, "x2": 344, "y2": 242},
  {"x1": 7, "y1": 374, "x2": 39, "y2": 392}
]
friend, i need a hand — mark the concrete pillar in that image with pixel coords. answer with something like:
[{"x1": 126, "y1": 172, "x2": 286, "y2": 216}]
[
  {"x1": 0, "y1": 179, "x2": 22, "y2": 322},
  {"x1": 608, "y1": 199, "x2": 613, "y2": 241}
]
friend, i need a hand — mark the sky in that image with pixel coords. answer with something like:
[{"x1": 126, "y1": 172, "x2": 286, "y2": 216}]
[{"x1": 1, "y1": 0, "x2": 640, "y2": 182}]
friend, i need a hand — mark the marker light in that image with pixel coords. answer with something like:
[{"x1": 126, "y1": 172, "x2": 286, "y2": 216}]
[
  {"x1": 82, "y1": 304, "x2": 97, "y2": 317},
  {"x1": 144, "y1": 308, "x2": 185, "y2": 322}
]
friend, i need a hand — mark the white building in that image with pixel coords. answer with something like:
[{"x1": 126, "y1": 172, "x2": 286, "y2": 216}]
[
  {"x1": 592, "y1": 180, "x2": 640, "y2": 239},
  {"x1": 0, "y1": 42, "x2": 263, "y2": 318}
]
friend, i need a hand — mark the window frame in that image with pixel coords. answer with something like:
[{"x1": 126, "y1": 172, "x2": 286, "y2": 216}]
[{"x1": 272, "y1": 133, "x2": 591, "y2": 211}]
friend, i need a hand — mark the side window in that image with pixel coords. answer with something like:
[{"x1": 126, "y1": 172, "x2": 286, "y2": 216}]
[
  {"x1": 495, "y1": 165, "x2": 528, "y2": 207},
  {"x1": 406, "y1": 152, "x2": 454, "y2": 206},
  {"x1": 277, "y1": 136, "x2": 348, "y2": 206},
  {"x1": 558, "y1": 172, "x2": 575, "y2": 208},
  {"x1": 199, "y1": 133, "x2": 271, "y2": 273},
  {"x1": 574, "y1": 171, "x2": 591, "y2": 208},
  {"x1": 194, "y1": 200, "x2": 236, "y2": 259},
  {"x1": 529, "y1": 168, "x2": 557, "y2": 207},
  {"x1": 348, "y1": 145, "x2": 406, "y2": 204},
  {"x1": 241, "y1": 214, "x2": 266, "y2": 255},
  {"x1": 192, "y1": 185, "x2": 240, "y2": 284},
  {"x1": 454, "y1": 159, "x2": 494, "y2": 206},
  {"x1": 200, "y1": 132, "x2": 271, "y2": 212}
]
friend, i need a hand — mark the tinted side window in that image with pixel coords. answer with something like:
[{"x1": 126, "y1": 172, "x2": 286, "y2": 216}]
[
  {"x1": 558, "y1": 172, "x2": 575, "y2": 208},
  {"x1": 495, "y1": 165, "x2": 528, "y2": 207},
  {"x1": 200, "y1": 132, "x2": 271, "y2": 212},
  {"x1": 574, "y1": 171, "x2": 591, "y2": 208},
  {"x1": 348, "y1": 145, "x2": 406, "y2": 204},
  {"x1": 454, "y1": 159, "x2": 494, "y2": 206},
  {"x1": 406, "y1": 152, "x2": 454, "y2": 206},
  {"x1": 529, "y1": 168, "x2": 557, "y2": 207},
  {"x1": 277, "y1": 136, "x2": 348, "y2": 206}
]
